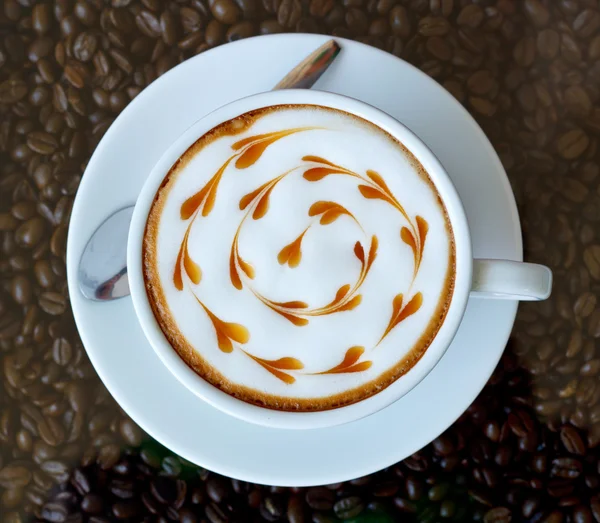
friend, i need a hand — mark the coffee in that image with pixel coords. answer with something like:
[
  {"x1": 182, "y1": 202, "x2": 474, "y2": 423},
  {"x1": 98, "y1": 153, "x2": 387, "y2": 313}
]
[{"x1": 143, "y1": 104, "x2": 455, "y2": 411}]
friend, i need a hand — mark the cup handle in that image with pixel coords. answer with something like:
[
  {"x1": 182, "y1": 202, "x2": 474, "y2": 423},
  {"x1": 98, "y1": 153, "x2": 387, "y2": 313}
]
[{"x1": 471, "y1": 259, "x2": 553, "y2": 301}]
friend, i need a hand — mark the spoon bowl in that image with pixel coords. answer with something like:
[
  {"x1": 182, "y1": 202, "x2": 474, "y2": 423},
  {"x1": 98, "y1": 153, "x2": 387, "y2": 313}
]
[{"x1": 78, "y1": 206, "x2": 134, "y2": 301}]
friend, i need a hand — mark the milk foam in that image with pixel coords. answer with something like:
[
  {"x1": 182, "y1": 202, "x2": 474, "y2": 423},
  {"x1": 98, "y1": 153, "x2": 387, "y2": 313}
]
[{"x1": 145, "y1": 105, "x2": 454, "y2": 409}]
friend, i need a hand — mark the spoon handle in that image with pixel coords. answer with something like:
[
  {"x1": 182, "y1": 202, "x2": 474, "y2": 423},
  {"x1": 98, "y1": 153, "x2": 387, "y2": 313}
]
[{"x1": 274, "y1": 40, "x2": 341, "y2": 90}]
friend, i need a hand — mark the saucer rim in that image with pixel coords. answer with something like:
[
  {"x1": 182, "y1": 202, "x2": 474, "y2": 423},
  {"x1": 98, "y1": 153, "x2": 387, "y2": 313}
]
[{"x1": 67, "y1": 33, "x2": 521, "y2": 486}]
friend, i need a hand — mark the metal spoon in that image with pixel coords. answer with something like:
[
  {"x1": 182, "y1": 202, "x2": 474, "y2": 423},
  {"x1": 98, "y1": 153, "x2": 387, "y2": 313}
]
[{"x1": 78, "y1": 40, "x2": 341, "y2": 301}]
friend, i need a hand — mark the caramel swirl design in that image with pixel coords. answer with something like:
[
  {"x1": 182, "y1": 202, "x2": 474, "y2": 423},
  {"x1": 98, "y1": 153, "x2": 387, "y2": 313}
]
[
  {"x1": 241, "y1": 352, "x2": 304, "y2": 384},
  {"x1": 313, "y1": 346, "x2": 372, "y2": 375},
  {"x1": 230, "y1": 174, "x2": 377, "y2": 327},
  {"x1": 154, "y1": 110, "x2": 452, "y2": 396},
  {"x1": 193, "y1": 296, "x2": 249, "y2": 354}
]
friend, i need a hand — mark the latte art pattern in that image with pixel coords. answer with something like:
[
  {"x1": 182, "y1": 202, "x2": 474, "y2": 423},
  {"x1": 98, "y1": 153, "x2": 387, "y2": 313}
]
[{"x1": 144, "y1": 105, "x2": 455, "y2": 411}]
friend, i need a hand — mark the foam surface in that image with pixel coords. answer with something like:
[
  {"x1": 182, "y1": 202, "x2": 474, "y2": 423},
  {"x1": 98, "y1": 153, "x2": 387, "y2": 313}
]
[{"x1": 144, "y1": 105, "x2": 454, "y2": 410}]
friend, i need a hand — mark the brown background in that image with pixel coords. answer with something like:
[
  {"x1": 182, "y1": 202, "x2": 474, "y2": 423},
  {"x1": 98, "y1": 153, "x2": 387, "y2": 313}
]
[{"x1": 1, "y1": 0, "x2": 600, "y2": 522}]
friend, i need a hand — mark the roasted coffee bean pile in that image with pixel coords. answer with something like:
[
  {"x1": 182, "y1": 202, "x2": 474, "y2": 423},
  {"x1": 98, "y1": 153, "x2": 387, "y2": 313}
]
[{"x1": 1, "y1": 0, "x2": 600, "y2": 521}]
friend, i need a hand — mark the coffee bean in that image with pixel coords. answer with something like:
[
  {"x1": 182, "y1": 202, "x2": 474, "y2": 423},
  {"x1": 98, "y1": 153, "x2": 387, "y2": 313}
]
[
  {"x1": 160, "y1": 12, "x2": 179, "y2": 45},
  {"x1": 552, "y1": 457, "x2": 583, "y2": 479},
  {"x1": 112, "y1": 499, "x2": 142, "y2": 519},
  {"x1": 467, "y1": 70, "x2": 495, "y2": 95},
  {"x1": 389, "y1": 5, "x2": 410, "y2": 38},
  {"x1": 514, "y1": 36, "x2": 536, "y2": 67},
  {"x1": 457, "y1": 4, "x2": 483, "y2": 28},
  {"x1": 119, "y1": 418, "x2": 143, "y2": 446},
  {"x1": 65, "y1": 383, "x2": 90, "y2": 414},
  {"x1": 0, "y1": 212, "x2": 19, "y2": 230},
  {"x1": 10, "y1": 275, "x2": 32, "y2": 305},
  {"x1": 584, "y1": 245, "x2": 600, "y2": 280},
  {"x1": 177, "y1": 31, "x2": 204, "y2": 50},
  {"x1": 15, "y1": 217, "x2": 45, "y2": 248},
  {"x1": 38, "y1": 416, "x2": 65, "y2": 446},
  {"x1": 309, "y1": 0, "x2": 333, "y2": 18},
  {"x1": 346, "y1": 8, "x2": 368, "y2": 34},
  {"x1": 88, "y1": 517, "x2": 112, "y2": 523},
  {"x1": 109, "y1": 478, "x2": 134, "y2": 499},
  {"x1": 589, "y1": 35, "x2": 600, "y2": 61},
  {"x1": 81, "y1": 493, "x2": 104, "y2": 514},
  {"x1": 32, "y1": 439, "x2": 56, "y2": 463},
  {"x1": 1, "y1": 487, "x2": 24, "y2": 509},
  {"x1": 109, "y1": 49, "x2": 133, "y2": 75},
  {"x1": 428, "y1": 483, "x2": 450, "y2": 501},
  {"x1": 372, "y1": 479, "x2": 399, "y2": 497},
  {"x1": 508, "y1": 411, "x2": 532, "y2": 437},
  {"x1": 0, "y1": 79, "x2": 28, "y2": 104},
  {"x1": 560, "y1": 426, "x2": 586, "y2": 455},
  {"x1": 260, "y1": 19, "x2": 284, "y2": 34},
  {"x1": 180, "y1": 6, "x2": 203, "y2": 32},
  {"x1": 470, "y1": 97, "x2": 497, "y2": 117},
  {"x1": 210, "y1": 0, "x2": 241, "y2": 24},
  {"x1": 38, "y1": 292, "x2": 67, "y2": 315},
  {"x1": 0, "y1": 464, "x2": 32, "y2": 489},
  {"x1": 282, "y1": 494, "x2": 304, "y2": 523},
  {"x1": 350, "y1": 476, "x2": 372, "y2": 488},
  {"x1": 277, "y1": 0, "x2": 302, "y2": 28},
  {"x1": 41, "y1": 460, "x2": 69, "y2": 482},
  {"x1": 232, "y1": 0, "x2": 257, "y2": 19},
  {"x1": 29, "y1": 86, "x2": 51, "y2": 108},
  {"x1": 426, "y1": 36, "x2": 451, "y2": 61},
  {"x1": 205, "y1": 501, "x2": 228, "y2": 523},
  {"x1": 522, "y1": 494, "x2": 542, "y2": 518},
  {"x1": 32, "y1": 3, "x2": 52, "y2": 34},
  {"x1": 573, "y1": 9, "x2": 600, "y2": 39},
  {"x1": 306, "y1": 487, "x2": 335, "y2": 510},
  {"x1": 564, "y1": 178, "x2": 589, "y2": 203},
  {"x1": 226, "y1": 20, "x2": 256, "y2": 41},
  {"x1": 71, "y1": 468, "x2": 91, "y2": 496},
  {"x1": 588, "y1": 310, "x2": 600, "y2": 338},
  {"x1": 557, "y1": 129, "x2": 590, "y2": 160},
  {"x1": 367, "y1": 17, "x2": 387, "y2": 37},
  {"x1": 27, "y1": 131, "x2": 59, "y2": 155},
  {"x1": 581, "y1": 359, "x2": 600, "y2": 376},
  {"x1": 334, "y1": 497, "x2": 364, "y2": 519},
  {"x1": 64, "y1": 62, "x2": 88, "y2": 89},
  {"x1": 565, "y1": 86, "x2": 592, "y2": 117},
  {"x1": 142, "y1": 490, "x2": 162, "y2": 513},
  {"x1": 419, "y1": 16, "x2": 449, "y2": 36},
  {"x1": 28, "y1": 38, "x2": 54, "y2": 63},
  {"x1": 393, "y1": 496, "x2": 416, "y2": 513},
  {"x1": 205, "y1": 19, "x2": 226, "y2": 47},
  {"x1": 16, "y1": 428, "x2": 33, "y2": 452},
  {"x1": 136, "y1": 10, "x2": 161, "y2": 37},
  {"x1": 73, "y1": 32, "x2": 97, "y2": 63},
  {"x1": 524, "y1": 0, "x2": 549, "y2": 27},
  {"x1": 561, "y1": 33, "x2": 582, "y2": 64},
  {"x1": 205, "y1": 475, "x2": 229, "y2": 503},
  {"x1": 8, "y1": 143, "x2": 29, "y2": 163},
  {"x1": 41, "y1": 501, "x2": 69, "y2": 522}
]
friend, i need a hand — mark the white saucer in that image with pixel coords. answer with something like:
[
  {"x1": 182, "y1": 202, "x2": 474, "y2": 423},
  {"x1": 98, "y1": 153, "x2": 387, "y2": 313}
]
[{"x1": 66, "y1": 34, "x2": 521, "y2": 487}]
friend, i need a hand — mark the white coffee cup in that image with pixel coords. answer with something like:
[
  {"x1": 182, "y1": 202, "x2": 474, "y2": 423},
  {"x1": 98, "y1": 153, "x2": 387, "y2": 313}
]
[{"x1": 128, "y1": 90, "x2": 552, "y2": 430}]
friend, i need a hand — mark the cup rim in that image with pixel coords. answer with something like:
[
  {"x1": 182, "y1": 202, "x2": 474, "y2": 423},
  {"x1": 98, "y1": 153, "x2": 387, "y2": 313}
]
[{"x1": 127, "y1": 89, "x2": 473, "y2": 430}]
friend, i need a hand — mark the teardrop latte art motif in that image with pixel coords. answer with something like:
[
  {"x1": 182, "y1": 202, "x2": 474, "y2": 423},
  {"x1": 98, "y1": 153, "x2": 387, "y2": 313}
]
[{"x1": 144, "y1": 105, "x2": 455, "y2": 410}]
